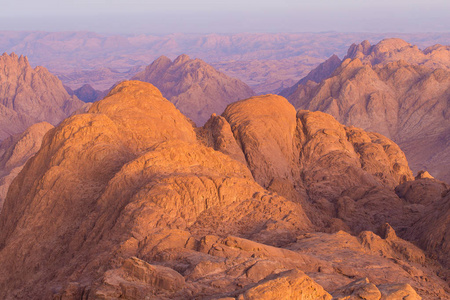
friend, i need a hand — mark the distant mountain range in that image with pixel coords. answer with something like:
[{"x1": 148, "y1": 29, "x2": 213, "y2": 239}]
[
  {"x1": 132, "y1": 54, "x2": 254, "y2": 125},
  {"x1": 282, "y1": 38, "x2": 450, "y2": 183},
  {"x1": 1, "y1": 31, "x2": 449, "y2": 93}
]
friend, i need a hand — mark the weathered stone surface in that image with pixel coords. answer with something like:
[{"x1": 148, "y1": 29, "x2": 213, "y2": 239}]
[
  {"x1": 237, "y1": 269, "x2": 332, "y2": 300},
  {"x1": 332, "y1": 278, "x2": 381, "y2": 300},
  {"x1": 92, "y1": 257, "x2": 185, "y2": 299},
  {"x1": 378, "y1": 283, "x2": 422, "y2": 300},
  {"x1": 0, "y1": 82, "x2": 446, "y2": 299}
]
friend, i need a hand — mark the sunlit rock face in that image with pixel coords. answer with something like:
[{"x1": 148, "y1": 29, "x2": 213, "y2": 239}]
[
  {"x1": 0, "y1": 81, "x2": 448, "y2": 299},
  {"x1": 0, "y1": 52, "x2": 84, "y2": 141},
  {"x1": 283, "y1": 39, "x2": 450, "y2": 183}
]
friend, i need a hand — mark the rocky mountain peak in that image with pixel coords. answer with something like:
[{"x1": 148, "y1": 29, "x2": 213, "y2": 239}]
[
  {"x1": 173, "y1": 54, "x2": 191, "y2": 64},
  {"x1": 283, "y1": 40, "x2": 450, "y2": 183},
  {"x1": 0, "y1": 52, "x2": 84, "y2": 141},
  {"x1": 132, "y1": 55, "x2": 254, "y2": 125},
  {"x1": 0, "y1": 82, "x2": 446, "y2": 298}
]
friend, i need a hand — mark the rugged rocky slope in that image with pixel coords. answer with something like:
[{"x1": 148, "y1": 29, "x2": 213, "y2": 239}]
[
  {"x1": 0, "y1": 122, "x2": 54, "y2": 211},
  {"x1": 132, "y1": 54, "x2": 254, "y2": 125},
  {"x1": 0, "y1": 52, "x2": 84, "y2": 141},
  {"x1": 0, "y1": 81, "x2": 448, "y2": 299},
  {"x1": 284, "y1": 39, "x2": 450, "y2": 182}
]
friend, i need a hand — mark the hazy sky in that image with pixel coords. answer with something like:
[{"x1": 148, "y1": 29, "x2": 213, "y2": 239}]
[{"x1": 0, "y1": 0, "x2": 449, "y2": 33}]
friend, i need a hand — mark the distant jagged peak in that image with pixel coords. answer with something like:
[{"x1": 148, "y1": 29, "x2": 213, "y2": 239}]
[
  {"x1": 0, "y1": 51, "x2": 85, "y2": 140},
  {"x1": 345, "y1": 38, "x2": 450, "y2": 69},
  {"x1": 151, "y1": 55, "x2": 172, "y2": 65},
  {"x1": 373, "y1": 38, "x2": 414, "y2": 52},
  {"x1": 423, "y1": 44, "x2": 450, "y2": 54},
  {"x1": 173, "y1": 54, "x2": 191, "y2": 64},
  {"x1": 346, "y1": 38, "x2": 413, "y2": 59},
  {"x1": 0, "y1": 52, "x2": 30, "y2": 68},
  {"x1": 131, "y1": 54, "x2": 254, "y2": 125}
]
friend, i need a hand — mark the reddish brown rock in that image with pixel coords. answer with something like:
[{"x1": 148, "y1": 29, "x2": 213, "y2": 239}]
[
  {"x1": 0, "y1": 82, "x2": 446, "y2": 299},
  {"x1": 332, "y1": 278, "x2": 381, "y2": 300},
  {"x1": 237, "y1": 269, "x2": 332, "y2": 300},
  {"x1": 91, "y1": 257, "x2": 185, "y2": 299}
]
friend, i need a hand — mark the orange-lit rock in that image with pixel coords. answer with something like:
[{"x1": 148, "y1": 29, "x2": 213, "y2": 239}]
[{"x1": 0, "y1": 81, "x2": 447, "y2": 299}]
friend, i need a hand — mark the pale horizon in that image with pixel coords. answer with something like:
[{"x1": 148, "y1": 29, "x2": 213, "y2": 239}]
[{"x1": 1, "y1": 0, "x2": 449, "y2": 34}]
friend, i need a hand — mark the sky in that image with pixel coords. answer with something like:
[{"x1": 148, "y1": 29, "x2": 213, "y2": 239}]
[{"x1": 0, "y1": 0, "x2": 449, "y2": 34}]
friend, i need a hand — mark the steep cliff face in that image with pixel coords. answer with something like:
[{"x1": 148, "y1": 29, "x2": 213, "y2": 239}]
[
  {"x1": 132, "y1": 54, "x2": 255, "y2": 125},
  {"x1": 283, "y1": 39, "x2": 450, "y2": 183},
  {"x1": 0, "y1": 82, "x2": 447, "y2": 299},
  {"x1": 0, "y1": 53, "x2": 84, "y2": 140},
  {"x1": 205, "y1": 95, "x2": 414, "y2": 233}
]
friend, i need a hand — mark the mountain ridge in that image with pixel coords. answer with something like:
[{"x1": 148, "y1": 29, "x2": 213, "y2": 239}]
[
  {"x1": 0, "y1": 52, "x2": 84, "y2": 140},
  {"x1": 132, "y1": 54, "x2": 255, "y2": 125},
  {"x1": 0, "y1": 81, "x2": 447, "y2": 298},
  {"x1": 283, "y1": 39, "x2": 450, "y2": 183}
]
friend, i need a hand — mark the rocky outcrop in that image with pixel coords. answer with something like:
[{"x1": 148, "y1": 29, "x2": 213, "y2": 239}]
[
  {"x1": 92, "y1": 257, "x2": 186, "y2": 299},
  {"x1": 205, "y1": 95, "x2": 414, "y2": 233},
  {"x1": 283, "y1": 39, "x2": 450, "y2": 183},
  {"x1": 237, "y1": 269, "x2": 332, "y2": 300},
  {"x1": 332, "y1": 278, "x2": 421, "y2": 300},
  {"x1": 132, "y1": 54, "x2": 254, "y2": 125},
  {"x1": 399, "y1": 179, "x2": 450, "y2": 281},
  {"x1": 0, "y1": 82, "x2": 447, "y2": 299},
  {"x1": 0, "y1": 52, "x2": 84, "y2": 141}
]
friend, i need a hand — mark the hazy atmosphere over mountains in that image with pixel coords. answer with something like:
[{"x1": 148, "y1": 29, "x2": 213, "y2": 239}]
[{"x1": 0, "y1": 0, "x2": 449, "y2": 299}]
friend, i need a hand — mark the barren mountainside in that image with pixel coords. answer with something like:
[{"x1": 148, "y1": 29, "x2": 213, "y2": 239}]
[
  {"x1": 284, "y1": 39, "x2": 450, "y2": 183},
  {"x1": 0, "y1": 52, "x2": 84, "y2": 141},
  {"x1": 0, "y1": 81, "x2": 448, "y2": 299},
  {"x1": 132, "y1": 54, "x2": 255, "y2": 125},
  {"x1": 0, "y1": 122, "x2": 54, "y2": 211}
]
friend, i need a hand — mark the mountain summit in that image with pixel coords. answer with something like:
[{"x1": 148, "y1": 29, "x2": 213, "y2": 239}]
[
  {"x1": 0, "y1": 53, "x2": 84, "y2": 140},
  {"x1": 282, "y1": 39, "x2": 450, "y2": 182},
  {"x1": 0, "y1": 81, "x2": 447, "y2": 298},
  {"x1": 132, "y1": 54, "x2": 254, "y2": 125}
]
